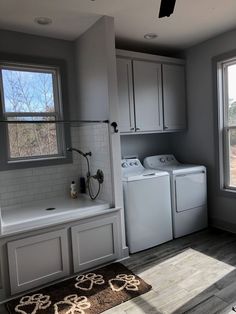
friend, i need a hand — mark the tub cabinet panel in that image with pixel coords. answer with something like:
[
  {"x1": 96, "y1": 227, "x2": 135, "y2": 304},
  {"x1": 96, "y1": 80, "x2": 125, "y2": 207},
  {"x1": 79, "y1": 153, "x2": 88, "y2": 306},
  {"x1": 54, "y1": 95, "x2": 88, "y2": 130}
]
[
  {"x1": 7, "y1": 229, "x2": 69, "y2": 294},
  {"x1": 3, "y1": 209, "x2": 122, "y2": 299},
  {"x1": 71, "y1": 215, "x2": 120, "y2": 272}
]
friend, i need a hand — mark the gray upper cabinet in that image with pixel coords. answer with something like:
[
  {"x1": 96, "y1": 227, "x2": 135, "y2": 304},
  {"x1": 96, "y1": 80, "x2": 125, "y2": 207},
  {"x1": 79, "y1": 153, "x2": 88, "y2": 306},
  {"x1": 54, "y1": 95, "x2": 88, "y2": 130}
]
[
  {"x1": 116, "y1": 50, "x2": 186, "y2": 134},
  {"x1": 133, "y1": 60, "x2": 163, "y2": 132},
  {"x1": 162, "y1": 64, "x2": 186, "y2": 131},
  {"x1": 116, "y1": 58, "x2": 135, "y2": 133}
]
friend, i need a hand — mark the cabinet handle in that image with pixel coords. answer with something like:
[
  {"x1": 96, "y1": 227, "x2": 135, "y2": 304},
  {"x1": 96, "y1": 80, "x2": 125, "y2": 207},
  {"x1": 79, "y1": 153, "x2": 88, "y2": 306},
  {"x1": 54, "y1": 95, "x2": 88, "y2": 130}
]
[
  {"x1": 164, "y1": 125, "x2": 168, "y2": 130},
  {"x1": 130, "y1": 127, "x2": 135, "y2": 131},
  {"x1": 136, "y1": 127, "x2": 141, "y2": 131}
]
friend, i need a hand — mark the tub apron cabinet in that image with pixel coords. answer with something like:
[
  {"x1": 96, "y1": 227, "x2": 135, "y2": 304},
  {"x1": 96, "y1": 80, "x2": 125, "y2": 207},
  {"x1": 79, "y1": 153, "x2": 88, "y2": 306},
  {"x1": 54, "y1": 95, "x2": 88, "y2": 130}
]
[
  {"x1": 7, "y1": 229, "x2": 69, "y2": 294},
  {"x1": 1, "y1": 209, "x2": 122, "y2": 299},
  {"x1": 71, "y1": 215, "x2": 120, "y2": 272}
]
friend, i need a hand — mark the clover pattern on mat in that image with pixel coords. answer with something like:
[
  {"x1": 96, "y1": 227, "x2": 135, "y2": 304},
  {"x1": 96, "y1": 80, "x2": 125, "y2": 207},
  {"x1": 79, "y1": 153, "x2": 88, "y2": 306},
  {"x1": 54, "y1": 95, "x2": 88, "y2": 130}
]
[
  {"x1": 75, "y1": 273, "x2": 105, "y2": 291},
  {"x1": 15, "y1": 293, "x2": 51, "y2": 314},
  {"x1": 109, "y1": 274, "x2": 140, "y2": 292},
  {"x1": 54, "y1": 295, "x2": 90, "y2": 314}
]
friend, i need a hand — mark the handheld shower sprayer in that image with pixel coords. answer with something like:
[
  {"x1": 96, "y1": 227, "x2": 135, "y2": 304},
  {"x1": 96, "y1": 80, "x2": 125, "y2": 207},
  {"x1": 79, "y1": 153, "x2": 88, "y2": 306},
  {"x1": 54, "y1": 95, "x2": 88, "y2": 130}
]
[
  {"x1": 67, "y1": 147, "x2": 103, "y2": 200},
  {"x1": 66, "y1": 147, "x2": 92, "y2": 158}
]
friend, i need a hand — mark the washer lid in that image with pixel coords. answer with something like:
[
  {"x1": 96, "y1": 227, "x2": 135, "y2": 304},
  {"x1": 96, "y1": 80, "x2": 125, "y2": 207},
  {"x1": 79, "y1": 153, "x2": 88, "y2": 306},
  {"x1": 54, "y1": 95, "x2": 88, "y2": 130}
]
[{"x1": 122, "y1": 169, "x2": 169, "y2": 182}]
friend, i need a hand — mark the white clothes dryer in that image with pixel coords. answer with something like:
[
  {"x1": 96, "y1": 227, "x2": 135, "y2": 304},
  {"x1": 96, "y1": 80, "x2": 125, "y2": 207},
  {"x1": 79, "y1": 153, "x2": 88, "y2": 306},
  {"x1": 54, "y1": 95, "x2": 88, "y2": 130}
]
[
  {"x1": 122, "y1": 158, "x2": 173, "y2": 253},
  {"x1": 144, "y1": 155, "x2": 208, "y2": 238}
]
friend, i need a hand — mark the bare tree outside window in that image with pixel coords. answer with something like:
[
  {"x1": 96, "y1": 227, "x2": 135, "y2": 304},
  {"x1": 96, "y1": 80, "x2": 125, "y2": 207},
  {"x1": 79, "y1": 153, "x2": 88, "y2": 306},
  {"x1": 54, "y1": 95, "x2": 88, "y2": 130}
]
[{"x1": 0, "y1": 64, "x2": 65, "y2": 161}]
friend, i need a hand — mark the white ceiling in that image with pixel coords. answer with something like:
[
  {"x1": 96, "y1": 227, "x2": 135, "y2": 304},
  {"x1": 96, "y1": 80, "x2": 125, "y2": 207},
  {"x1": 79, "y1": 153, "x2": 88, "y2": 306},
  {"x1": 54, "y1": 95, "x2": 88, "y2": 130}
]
[{"x1": 1, "y1": 0, "x2": 236, "y2": 50}]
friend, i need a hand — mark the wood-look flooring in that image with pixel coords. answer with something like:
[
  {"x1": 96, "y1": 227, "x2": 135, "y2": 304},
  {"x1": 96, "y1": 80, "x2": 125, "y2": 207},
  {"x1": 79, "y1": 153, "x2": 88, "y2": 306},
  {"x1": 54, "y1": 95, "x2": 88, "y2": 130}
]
[{"x1": 1, "y1": 228, "x2": 236, "y2": 314}]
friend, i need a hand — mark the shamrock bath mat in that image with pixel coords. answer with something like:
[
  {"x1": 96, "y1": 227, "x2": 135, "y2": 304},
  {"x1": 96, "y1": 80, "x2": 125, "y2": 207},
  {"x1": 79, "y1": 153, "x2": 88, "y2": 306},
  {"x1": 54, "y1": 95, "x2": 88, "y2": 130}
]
[{"x1": 6, "y1": 262, "x2": 152, "y2": 314}]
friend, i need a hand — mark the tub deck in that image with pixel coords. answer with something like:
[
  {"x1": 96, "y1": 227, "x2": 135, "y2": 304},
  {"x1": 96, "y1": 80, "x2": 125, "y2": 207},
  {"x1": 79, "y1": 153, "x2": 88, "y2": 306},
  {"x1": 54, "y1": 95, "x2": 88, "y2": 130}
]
[{"x1": 0, "y1": 195, "x2": 110, "y2": 236}]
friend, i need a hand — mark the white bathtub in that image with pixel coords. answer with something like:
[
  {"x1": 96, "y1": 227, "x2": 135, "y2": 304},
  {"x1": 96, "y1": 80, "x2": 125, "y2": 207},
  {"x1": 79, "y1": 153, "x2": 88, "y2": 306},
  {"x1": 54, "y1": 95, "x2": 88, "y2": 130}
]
[{"x1": 0, "y1": 195, "x2": 110, "y2": 236}]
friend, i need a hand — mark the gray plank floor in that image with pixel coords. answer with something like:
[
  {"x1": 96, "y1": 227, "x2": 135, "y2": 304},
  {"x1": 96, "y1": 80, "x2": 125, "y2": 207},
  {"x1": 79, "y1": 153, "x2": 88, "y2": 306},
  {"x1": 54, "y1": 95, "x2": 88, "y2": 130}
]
[{"x1": 1, "y1": 228, "x2": 236, "y2": 314}]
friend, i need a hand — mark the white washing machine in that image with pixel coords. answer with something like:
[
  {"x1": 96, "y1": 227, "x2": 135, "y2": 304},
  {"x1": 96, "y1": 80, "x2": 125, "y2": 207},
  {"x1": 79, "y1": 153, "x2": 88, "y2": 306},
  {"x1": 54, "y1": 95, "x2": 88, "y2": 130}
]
[
  {"x1": 122, "y1": 158, "x2": 173, "y2": 253},
  {"x1": 144, "y1": 155, "x2": 208, "y2": 238}
]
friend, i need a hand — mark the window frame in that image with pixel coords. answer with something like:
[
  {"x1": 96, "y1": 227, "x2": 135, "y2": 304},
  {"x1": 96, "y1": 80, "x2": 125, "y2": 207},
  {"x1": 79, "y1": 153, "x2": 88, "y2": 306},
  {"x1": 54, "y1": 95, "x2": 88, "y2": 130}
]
[
  {"x1": 0, "y1": 54, "x2": 72, "y2": 171},
  {"x1": 216, "y1": 54, "x2": 236, "y2": 193}
]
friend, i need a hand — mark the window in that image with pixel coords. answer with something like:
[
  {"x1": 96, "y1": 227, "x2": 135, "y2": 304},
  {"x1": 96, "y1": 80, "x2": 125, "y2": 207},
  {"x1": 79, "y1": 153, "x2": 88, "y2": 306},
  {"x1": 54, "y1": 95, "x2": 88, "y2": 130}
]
[
  {"x1": 217, "y1": 58, "x2": 236, "y2": 190},
  {"x1": 0, "y1": 61, "x2": 69, "y2": 168}
]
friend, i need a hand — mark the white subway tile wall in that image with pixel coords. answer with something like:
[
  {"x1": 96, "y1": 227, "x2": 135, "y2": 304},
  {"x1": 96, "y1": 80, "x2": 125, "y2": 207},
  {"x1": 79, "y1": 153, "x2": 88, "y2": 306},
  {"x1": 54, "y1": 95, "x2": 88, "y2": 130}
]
[
  {"x1": 75, "y1": 124, "x2": 113, "y2": 205},
  {"x1": 0, "y1": 123, "x2": 112, "y2": 210}
]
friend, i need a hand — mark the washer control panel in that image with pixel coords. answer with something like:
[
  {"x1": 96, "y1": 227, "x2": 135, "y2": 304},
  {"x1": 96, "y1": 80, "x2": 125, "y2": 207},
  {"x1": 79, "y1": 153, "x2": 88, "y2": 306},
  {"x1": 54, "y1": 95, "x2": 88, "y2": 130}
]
[{"x1": 121, "y1": 158, "x2": 144, "y2": 174}]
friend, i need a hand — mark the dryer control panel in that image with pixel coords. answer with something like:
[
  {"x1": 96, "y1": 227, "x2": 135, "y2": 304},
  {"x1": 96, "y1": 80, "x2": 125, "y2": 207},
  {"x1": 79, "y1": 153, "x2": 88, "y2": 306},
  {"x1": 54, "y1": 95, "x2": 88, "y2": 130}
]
[{"x1": 144, "y1": 154, "x2": 178, "y2": 168}]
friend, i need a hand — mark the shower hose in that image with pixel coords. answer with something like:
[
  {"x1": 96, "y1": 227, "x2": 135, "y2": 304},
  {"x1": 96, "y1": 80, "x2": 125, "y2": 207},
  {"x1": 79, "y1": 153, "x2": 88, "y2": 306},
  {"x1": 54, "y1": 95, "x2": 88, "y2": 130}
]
[{"x1": 84, "y1": 154, "x2": 101, "y2": 200}]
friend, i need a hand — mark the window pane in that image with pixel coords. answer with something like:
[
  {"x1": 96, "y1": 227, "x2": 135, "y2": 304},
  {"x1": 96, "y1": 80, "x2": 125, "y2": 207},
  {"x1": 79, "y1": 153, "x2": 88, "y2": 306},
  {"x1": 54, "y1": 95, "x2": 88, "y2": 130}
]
[
  {"x1": 227, "y1": 64, "x2": 236, "y2": 125},
  {"x1": 229, "y1": 128, "x2": 236, "y2": 186},
  {"x1": 7, "y1": 118, "x2": 59, "y2": 159},
  {"x1": 2, "y1": 68, "x2": 56, "y2": 113}
]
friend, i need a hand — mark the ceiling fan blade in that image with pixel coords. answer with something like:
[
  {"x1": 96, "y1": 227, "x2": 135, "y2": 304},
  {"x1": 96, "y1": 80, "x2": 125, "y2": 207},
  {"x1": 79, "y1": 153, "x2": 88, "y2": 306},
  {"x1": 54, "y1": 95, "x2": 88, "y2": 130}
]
[{"x1": 159, "y1": 0, "x2": 176, "y2": 18}]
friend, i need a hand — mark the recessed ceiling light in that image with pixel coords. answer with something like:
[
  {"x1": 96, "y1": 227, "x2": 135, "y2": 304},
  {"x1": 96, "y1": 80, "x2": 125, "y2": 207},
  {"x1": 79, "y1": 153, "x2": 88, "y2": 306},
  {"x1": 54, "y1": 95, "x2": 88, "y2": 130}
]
[
  {"x1": 34, "y1": 17, "x2": 52, "y2": 26},
  {"x1": 144, "y1": 33, "x2": 158, "y2": 40}
]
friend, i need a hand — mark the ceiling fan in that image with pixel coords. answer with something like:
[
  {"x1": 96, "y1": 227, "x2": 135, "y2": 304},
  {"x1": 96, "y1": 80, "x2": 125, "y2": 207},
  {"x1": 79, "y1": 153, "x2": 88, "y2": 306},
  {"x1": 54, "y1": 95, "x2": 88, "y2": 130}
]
[{"x1": 159, "y1": 0, "x2": 176, "y2": 18}]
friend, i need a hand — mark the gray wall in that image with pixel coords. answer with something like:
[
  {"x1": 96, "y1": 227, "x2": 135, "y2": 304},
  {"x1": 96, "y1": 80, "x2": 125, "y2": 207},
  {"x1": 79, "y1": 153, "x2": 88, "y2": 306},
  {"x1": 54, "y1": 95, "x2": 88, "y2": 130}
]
[
  {"x1": 121, "y1": 133, "x2": 172, "y2": 162},
  {"x1": 170, "y1": 28, "x2": 236, "y2": 228},
  {"x1": 75, "y1": 18, "x2": 111, "y2": 121},
  {"x1": 0, "y1": 29, "x2": 77, "y2": 119}
]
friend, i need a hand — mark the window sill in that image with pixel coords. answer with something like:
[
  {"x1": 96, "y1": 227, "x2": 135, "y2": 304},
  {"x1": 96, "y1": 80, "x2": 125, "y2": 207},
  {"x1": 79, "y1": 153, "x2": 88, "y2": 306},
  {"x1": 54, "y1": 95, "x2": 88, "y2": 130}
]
[
  {"x1": 219, "y1": 186, "x2": 236, "y2": 198},
  {"x1": 0, "y1": 154, "x2": 73, "y2": 171}
]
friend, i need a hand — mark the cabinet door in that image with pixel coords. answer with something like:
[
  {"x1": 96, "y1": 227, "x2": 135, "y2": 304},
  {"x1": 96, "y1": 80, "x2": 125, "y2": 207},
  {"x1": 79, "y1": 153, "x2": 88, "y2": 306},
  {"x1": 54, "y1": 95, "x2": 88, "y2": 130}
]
[
  {"x1": 71, "y1": 216, "x2": 120, "y2": 272},
  {"x1": 7, "y1": 229, "x2": 69, "y2": 294},
  {"x1": 162, "y1": 64, "x2": 186, "y2": 130},
  {"x1": 133, "y1": 60, "x2": 163, "y2": 132},
  {"x1": 116, "y1": 58, "x2": 135, "y2": 133}
]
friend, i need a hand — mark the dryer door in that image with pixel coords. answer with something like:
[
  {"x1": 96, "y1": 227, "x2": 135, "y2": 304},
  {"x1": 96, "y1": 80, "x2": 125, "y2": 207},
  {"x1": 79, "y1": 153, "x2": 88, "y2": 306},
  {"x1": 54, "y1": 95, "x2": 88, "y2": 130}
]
[{"x1": 175, "y1": 171, "x2": 207, "y2": 212}]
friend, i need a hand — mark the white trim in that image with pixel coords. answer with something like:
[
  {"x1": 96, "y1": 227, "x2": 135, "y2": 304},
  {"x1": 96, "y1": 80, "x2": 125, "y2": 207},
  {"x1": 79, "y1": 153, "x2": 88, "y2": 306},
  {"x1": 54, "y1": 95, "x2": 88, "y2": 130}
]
[
  {"x1": 217, "y1": 57, "x2": 236, "y2": 191},
  {"x1": 0, "y1": 62, "x2": 60, "y2": 73},
  {"x1": 105, "y1": 17, "x2": 128, "y2": 253},
  {"x1": 120, "y1": 246, "x2": 129, "y2": 259},
  {"x1": 116, "y1": 49, "x2": 185, "y2": 65}
]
